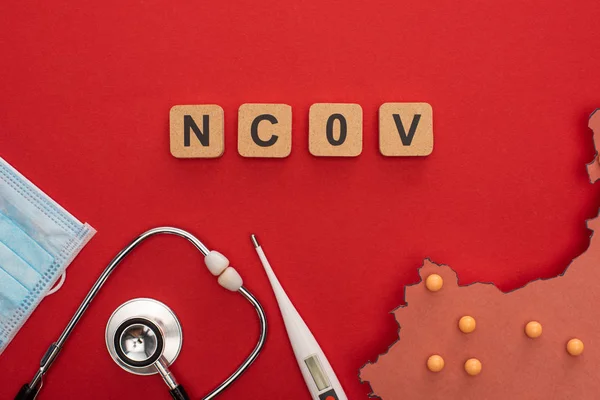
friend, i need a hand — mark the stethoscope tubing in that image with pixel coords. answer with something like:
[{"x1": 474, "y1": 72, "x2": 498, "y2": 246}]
[{"x1": 18, "y1": 227, "x2": 267, "y2": 400}]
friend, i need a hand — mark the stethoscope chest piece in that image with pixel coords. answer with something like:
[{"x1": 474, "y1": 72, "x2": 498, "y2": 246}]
[{"x1": 105, "y1": 298, "x2": 182, "y2": 376}]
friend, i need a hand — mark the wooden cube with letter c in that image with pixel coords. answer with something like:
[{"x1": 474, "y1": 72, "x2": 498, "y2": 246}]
[
  {"x1": 309, "y1": 103, "x2": 363, "y2": 157},
  {"x1": 170, "y1": 105, "x2": 225, "y2": 158},
  {"x1": 379, "y1": 102, "x2": 433, "y2": 156},
  {"x1": 238, "y1": 103, "x2": 292, "y2": 158}
]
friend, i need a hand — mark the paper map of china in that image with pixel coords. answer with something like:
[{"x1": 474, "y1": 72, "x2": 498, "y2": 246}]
[{"x1": 360, "y1": 111, "x2": 600, "y2": 400}]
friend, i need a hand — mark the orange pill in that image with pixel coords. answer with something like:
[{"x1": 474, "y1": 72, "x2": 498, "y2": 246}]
[
  {"x1": 464, "y1": 358, "x2": 482, "y2": 376},
  {"x1": 525, "y1": 321, "x2": 543, "y2": 338},
  {"x1": 427, "y1": 355, "x2": 445, "y2": 372},
  {"x1": 425, "y1": 274, "x2": 443, "y2": 292},
  {"x1": 566, "y1": 338, "x2": 584, "y2": 356},
  {"x1": 459, "y1": 316, "x2": 476, "y2": 333}
]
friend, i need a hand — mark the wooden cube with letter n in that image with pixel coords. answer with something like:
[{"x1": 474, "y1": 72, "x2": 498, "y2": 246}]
[
  {"x1": 170, "y1": 105, "x2": 224, "y2": 158},
  {"x1": 238, "y1": 103, "x2": 292, "y2": 158},
  {"x1": 309, "y1": 103, "x2": 363, "y2": 157},
  {"x1": 379, "y1": 102, "x2": 433, "y2": 156}
]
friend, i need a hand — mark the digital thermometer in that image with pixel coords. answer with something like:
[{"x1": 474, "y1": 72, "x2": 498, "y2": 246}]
[{"x1": 251, "y1": 234, "x2": 347, "y2": 400}]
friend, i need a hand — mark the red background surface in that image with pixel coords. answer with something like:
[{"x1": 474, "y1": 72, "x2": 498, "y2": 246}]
[{"x1": 1, "y1": 1, "x2": 600, "y2": 399}]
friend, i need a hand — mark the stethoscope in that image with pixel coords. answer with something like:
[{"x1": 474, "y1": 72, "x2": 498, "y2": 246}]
[{"x1": 15, "y1": 227, "x2": 268, "y2": 400}]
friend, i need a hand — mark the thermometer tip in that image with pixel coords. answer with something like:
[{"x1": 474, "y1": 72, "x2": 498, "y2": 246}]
[{"x1": 250, "y1": 234, "x2": 260, "y2": 248}]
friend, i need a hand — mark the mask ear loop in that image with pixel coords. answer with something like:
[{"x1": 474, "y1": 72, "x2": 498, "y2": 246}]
[{"x1": 46, "y1": 272, "x2": 66, "y2": 296}]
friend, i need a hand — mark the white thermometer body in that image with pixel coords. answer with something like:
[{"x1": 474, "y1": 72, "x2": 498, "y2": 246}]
[{"x1": 252, "y1": 235, "x2": 347, "y2": 400}]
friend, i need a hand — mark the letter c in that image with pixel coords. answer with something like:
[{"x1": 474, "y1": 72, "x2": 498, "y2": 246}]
[{"x1": 251, "y1": 114, "x2": 279, "y2": 147}]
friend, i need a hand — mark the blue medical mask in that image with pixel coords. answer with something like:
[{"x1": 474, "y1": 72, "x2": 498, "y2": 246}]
[{"x1": 0, "y1": 157, "x2": 95, "y2": 354}]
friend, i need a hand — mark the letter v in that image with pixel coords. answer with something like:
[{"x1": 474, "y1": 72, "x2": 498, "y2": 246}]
[{"x1": 393, "y1": 114, "x2": 421, "y2": 146}]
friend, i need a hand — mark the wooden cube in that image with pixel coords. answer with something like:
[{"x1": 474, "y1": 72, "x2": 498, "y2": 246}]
[
  {"x1": 379, "y1": 103, "x2": 433, "y2": 156},
  {"x1": 309, "y1": 103, "x2": 363, "y2": 157},
  {"x1": 170, "y1": 105, "x2": 224, "y2": 158},
  {"x1": 238, "y1": 104, "x2": 292, "y2": 158}
]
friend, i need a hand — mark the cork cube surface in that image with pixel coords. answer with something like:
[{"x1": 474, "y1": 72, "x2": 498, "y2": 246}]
[
  {"x1": 170, "y1": 105, "x2": 224, "y2": 158},
  {"x1": 379, "y1": 102, "x2": 433, "y2": 156},
  {"x1": 309, "y1": 103, "x2": 363, "y2": 157},
  {"x1": 238, "y1": 103, "x2": 292, "y2": 158}
]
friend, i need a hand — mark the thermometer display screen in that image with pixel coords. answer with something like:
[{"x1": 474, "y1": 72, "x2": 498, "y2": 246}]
[{"x1": 304, "y1": 354, "x2": 331, "y2": 391}]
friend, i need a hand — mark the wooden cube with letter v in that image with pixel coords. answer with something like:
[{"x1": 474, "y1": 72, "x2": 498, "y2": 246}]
[
  {"x1": 170, "y1": 105, "x2": 225, "y2": 158},
  {"x1": 379, "y1": 102, "x2": 433, "y2": 156}
]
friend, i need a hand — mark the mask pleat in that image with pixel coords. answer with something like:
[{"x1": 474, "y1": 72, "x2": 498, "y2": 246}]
[
  {"x1": 0, "y1": 267, "x2": 29, "y2": 319},
  {"x1": 0, "y1": 241, "x2": 42, "y2": 291},
  {"x1": 0, "y1": 177, "x2": 76, "y2": 256},
  {"x1": 0, "y1": 212, "x2": 54, "y2": 274}
]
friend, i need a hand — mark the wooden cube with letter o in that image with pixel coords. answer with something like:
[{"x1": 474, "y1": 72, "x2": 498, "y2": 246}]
[{"x1": 309, "y1": 103, "x2": 363, "y2": 157}]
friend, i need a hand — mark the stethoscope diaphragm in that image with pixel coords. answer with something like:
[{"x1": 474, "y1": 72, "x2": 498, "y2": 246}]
[{"x1": 105, "y1": 298, "x2": 183, "y2": 376}]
